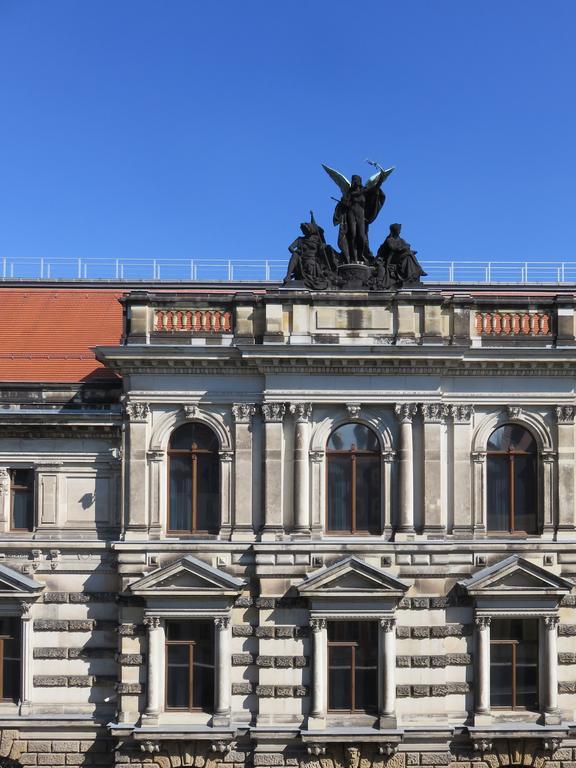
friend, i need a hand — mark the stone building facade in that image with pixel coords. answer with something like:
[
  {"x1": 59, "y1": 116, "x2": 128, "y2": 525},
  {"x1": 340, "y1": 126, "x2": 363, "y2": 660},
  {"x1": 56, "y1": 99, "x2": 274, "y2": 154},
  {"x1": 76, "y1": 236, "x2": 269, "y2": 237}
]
[{"x1": 1, "y1": 283, "x2": 576, "y2": 768}]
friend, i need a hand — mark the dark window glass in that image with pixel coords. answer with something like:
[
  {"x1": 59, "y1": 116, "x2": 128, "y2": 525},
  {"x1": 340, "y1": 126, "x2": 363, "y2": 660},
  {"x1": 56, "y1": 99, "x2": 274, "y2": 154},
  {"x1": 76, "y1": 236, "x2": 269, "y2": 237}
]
[
  {"x1": 327, "y1": 621, "x2": 378, "y2": 712},
  {"x1": 10, "y1": 469, "x2": 34, "y2": 531},
  {"x1": 168, "y1": 424, "x2": 219, "y2": 533},
  {"x1": 486, "y1": 425, "x2": 538, "y2": 533},
  {"x1": 165, "y1": 620, "x2": 214, "y2": 711},
  {"x1": 326, "y1": 424, "x2": 381, "y2": 534},
  {"x1": 490, "y1": 619, "x2": 538, "y2": 710},
  {"x1": 0, "y1": 617, "x2": 20, "y2": 702}
]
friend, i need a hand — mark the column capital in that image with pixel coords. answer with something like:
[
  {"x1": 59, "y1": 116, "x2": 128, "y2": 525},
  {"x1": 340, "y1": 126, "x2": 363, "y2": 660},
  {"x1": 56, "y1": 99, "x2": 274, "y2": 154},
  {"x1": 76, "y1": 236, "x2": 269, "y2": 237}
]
[
  {"x1": 449, "y1": 404, "x2": 474, "y2": 424},
  {"x1": 382, "y1": 450, "x2": 396, "y2": 463},
  {"x1": 219, "y1": 450, "x2": 234, "y2": 463},
  {"x1": 289, "y1": 402, "x2": 312, "y2": 422},
  {"x1": 309, "y1": 451, "x2": 324, "y2": 464},
  {"x1": 124, "y1": 400, "x2": 150, "y2": 422},
  {"x1": 146, "y1": 449, "x2": 164, "y2": 463},
  {"x1": 394, "y1": 403, "x2": 418, "y2": 423},
  {"x1": 143, "y1": 615, "x2": 161, "y2": 629},
  {"x1": 380, "y1": 617, "x2": 396, "y2": 631},
  {"x1": 472, "y1": 451, "x2": 486, "y2": 464},
  {"x1": 556, "y1": 405, "x2": 576, "y2": 424},
  {"x1": 475, "y1": 616, "x2": 491, "y2": 628},
  {"x1": 232, "y1": 403, "x2": 256, "y2": 423},
  {"x1": 261, "y1": 403, "x2": 286, "y2": 422},
  {"x1": 19, "y1": 600, "x2": 33, "y2": 619},
  {"x1": 215, "y1": 616, "x2": 231, "y2": 630},
  {"x1": 0, "y1": 468, "x2": 9, "y2": 496},
  {"x1": 544, "y1": 615, "x2": 559, "y2": 628},
  {"x1": 310, "y1": 618, "x2": 326, "y2": 632},
  {"x1": 421, "y1": 403, "x2": 449, "y2": 423}
]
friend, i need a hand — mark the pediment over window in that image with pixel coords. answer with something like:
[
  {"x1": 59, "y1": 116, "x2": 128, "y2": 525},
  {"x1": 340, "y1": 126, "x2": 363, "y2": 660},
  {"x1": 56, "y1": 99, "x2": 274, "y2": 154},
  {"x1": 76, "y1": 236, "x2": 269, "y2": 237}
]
[
  {"x1": 0, "y1": 563, "x2": 44, "y2": 600},
  {"x1": 130, "y1": 555, "x2": 245, "y2": 598},
  {"x1": 297, "y1": 556, "x2": 409, "y2": 600},
  {"x1": 459, "y1": 555, "x2": 573, "y2": 599}
]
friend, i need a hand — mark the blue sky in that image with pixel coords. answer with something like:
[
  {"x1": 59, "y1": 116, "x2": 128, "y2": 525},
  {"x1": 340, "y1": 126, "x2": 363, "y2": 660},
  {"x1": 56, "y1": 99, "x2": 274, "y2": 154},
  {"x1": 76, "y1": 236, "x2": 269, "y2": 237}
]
[{"x1": 1, "y1": 1, "x2": 575, "y2": 278}]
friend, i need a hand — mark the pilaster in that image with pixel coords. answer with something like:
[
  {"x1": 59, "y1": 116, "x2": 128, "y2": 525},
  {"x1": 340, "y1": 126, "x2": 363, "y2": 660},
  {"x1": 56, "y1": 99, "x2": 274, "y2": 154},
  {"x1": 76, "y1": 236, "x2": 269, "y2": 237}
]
[
  {"x1": 421, "y1": 403, "x2": 448, "y2": 537},
  {"x1": 232, "y1": 404, "x2": 256, "y2": 539},
  {"x1": 308, "y1": 618, "x2": 326, "y2": 729},
  {"x1": 474, "y1": 616, "x2": 491, "y2": 724},
  {"x1": 261, "y1": 403, "x2": 286, "y2": 539},
  {"x1": 379, "y1": 617, "x2": 397, "y2": 728},
  {"x1": 142, "y1": 615, "x2": 162, "y2": 724},
  {"x1": 394, "y1": 403, "x2": 417, "y2": 538},
  {"x1": 450, "y1": 404, "x2": 474, "y2": 536},
  {"x1": 290, "y1": 402, "x2": 312, "y2": 535},
  {"x1": 213, "y1": 616, "x2": 232, "y2": 726},
  {"x1": 556, "y1": 406, "x2": 575, "y2": 535},
  {"x1": 124, "y1": 399, "x2": 150, "y2": 536}
]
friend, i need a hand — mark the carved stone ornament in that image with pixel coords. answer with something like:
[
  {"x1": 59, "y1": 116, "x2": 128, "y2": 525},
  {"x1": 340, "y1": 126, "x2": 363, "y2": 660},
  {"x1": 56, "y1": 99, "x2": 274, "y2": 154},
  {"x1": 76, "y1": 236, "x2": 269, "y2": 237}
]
[
  {"x1": 261, "y1": 403, "x2": 286, "y2": 422},
  {"x1": 183, "y1": 404, "x2": 199, "y2": 420},
  {"x1": 289, "y1": 402, "x2": 312, "y2": 422},
  {"x1": 219, "y1": 450, "x2": 234, "y2": 463},
  {"x1": 556, "y1": 405, "x2": 575, "y2": 424},
  {"x1": 214, "y1": 616, "x2": 231, "y2": 630},
  {"x1": 449, "y1": 404, "x2": 474, "y2": 423},
  {"x1": 543, "y1": 738, "x2": 562, "y2": 753},
  {"x1": 124, "y1": 400, "x2": 150, "y2": 422},
  {"x1": 0, "y1": 468, "x2": 9, "y2": 496},
  {"x1": 140, "y1": 742, "x2": 160, "y2": 754},
  {"x1": 19, "y1": 601, "x2": 33, "y2": 619},
  {"x1": 307, "y1": 745, "x2": 326, "y2": 757},
  {"x1": 475, "y1": 616, "x2": 491, "y2": 628},
  {"x1": 345, "y1": 746, "x2": 361, "y2": 768},
  {"x1": 309, "y1": 451, "x2": 324, "y2": 463},
  {"x1": 473, "y1": 739, "x2": 492, "y2": 753},
  {"x1": 346, "y1": 402, "x2": 362, "y2": 418},
  {"x1": 143, "y1": 616, "x2": 161, "y2": 630},
  {"x1": 380, "y1": 617, "x2": 396, "y2": 631},
  {"x1": 472, "y1": 451, "x2": 486, "y2": 464},
  {"x1": 378, "y1": 744, "x2": 397, "y2": 757},
  {"x1": 544, "y1": 615, "x2": 559, "y2": 628},
  {"x1": 394, "y1": 403, "x2": 418, "y2": 423},
  {"x1": 211, "y1": 742, "x2": 236, "y2": 755},
  {"x1": 506, "y1": 405, "x2": 522, "y2": 420},
  {"x1": 147, "y1": 449, "x2": 164, "y2": 462},
  {"x1": 382, "y1": 450, "x2": 396, "y2": 463},
  {"x1": 421, "y1": 403, "x2": 448, "y2": 423},
  {"x1": 310, "y1": 618, "x2": 327, "y2": 631},
  {"x1": 232, "y1": 403, "x2": 256, "y2": 423}
]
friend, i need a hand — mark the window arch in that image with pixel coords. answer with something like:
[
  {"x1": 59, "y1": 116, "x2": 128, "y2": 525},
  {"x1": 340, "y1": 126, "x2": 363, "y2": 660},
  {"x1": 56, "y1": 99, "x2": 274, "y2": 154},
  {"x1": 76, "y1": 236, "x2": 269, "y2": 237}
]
[
  {"x1": 486, "y1": 424, "x2": 538, "y2": 534},
  {"x1": 326, "y1": 423, "x2": 381, "y2": 534},
  {"x1": 168, "y1": 423, "x2": 220, "y2": 534}
]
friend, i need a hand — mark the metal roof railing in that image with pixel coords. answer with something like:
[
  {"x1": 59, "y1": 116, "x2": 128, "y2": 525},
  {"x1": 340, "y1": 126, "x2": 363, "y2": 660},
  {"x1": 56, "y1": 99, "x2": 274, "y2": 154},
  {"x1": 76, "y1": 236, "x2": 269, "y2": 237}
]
[{"x1": 2, "y1": 257, "x2": 576, "y2": 284}]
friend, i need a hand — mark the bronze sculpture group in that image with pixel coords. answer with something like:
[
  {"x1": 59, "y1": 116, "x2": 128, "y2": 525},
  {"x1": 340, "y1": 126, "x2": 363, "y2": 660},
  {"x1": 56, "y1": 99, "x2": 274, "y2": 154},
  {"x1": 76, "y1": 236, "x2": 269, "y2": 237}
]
[{"x1": 283, "y1": 162, "x2": 426, "y2": 290}]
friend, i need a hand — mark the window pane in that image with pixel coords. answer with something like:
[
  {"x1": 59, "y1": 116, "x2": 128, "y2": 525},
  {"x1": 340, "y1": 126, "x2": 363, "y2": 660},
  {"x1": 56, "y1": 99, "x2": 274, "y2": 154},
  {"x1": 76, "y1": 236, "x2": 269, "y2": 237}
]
[
  {"x1": 2, "y1": 658, "x2": 19, "y2": 702},
  {"x1": 516, "y1": 641, "x2": 538, "y2": 709},
  {"x1": 355, "y1": 457, "x2": 380, "y2": 532},
  {"x1": 355, "y1": 622, "x2": 378, "y2": 711},
  {"x1": 328, "y1": 621, "x2": 357, "y2": 643},
  {"x1": 169, "y1": 423, "x2": 219, "y2": 451},
  {"x1": 12, "y1": 490, "x2": 34, "y2": 531},
  {"x1": 196, "y1": 454, "x2": 219, "y2": 532},
  {"x1": 169, "y1": 454, "x2": 192, "y2": 530},
  {"x1": 193, "y1": 639, "x2": 215, "y2": 710},
  {"x1": 328, "y1": 645, "x2": 352, "y2": 710},
  {"x1": 487, "y1": 455, "x2": 509, "y2": 531},
  {"x1": 327, "y1": 456, "x2": 351, "y2": 531},
  {"x1": 487, "y1": 425, "x2": 536, "y2": 452},
  {"x1": 327, "y1": 424, "x2": 379, "y2": 452},
  {"x1": 513, "y1": 454, "x2": 538, "y2": 533},
  {"x1": 166, "y1": 645, "x2": 190, "y2": 708},
  {"x1": 491, "y1": 643, "x2": 513, "y2": 707}
]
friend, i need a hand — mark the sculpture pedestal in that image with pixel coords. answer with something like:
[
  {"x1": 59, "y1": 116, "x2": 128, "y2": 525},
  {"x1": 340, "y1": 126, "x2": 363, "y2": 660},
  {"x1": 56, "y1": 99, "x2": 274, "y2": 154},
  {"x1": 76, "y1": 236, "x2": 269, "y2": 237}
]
[{"x1": 337, "y1": 263, "x2": 371, "y2": 290}]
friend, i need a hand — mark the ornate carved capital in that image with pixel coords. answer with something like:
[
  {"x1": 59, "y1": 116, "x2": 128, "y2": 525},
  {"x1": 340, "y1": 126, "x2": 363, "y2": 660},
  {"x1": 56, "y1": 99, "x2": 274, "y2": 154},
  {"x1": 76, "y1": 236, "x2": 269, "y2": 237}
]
[
  {"x1": 475, "y1": 616, "x2": 491, "y2": 628},
  {"x1": 473, "y1": 739, "x2": 492, "y2": 753},
  {"x1": 310, "y1": 618, "x2": 326, "y2": 632},
  {"x1": 215, "y1": 616, "x2": 231, "y2": 630},
  {"x1": 309, "y1": 451, "x2": 324, "y2": 463},
  {"x1": 219, "y1": 450, "x2": 234, "y2": 463},
  {"x1": 556, "y1": 405, "x2": 575, "y2": 424},
  {"x1": 124, "y1": 400, "x2": 150, "y2": 422},
  {"x1": 261, "y1": 403, "x2": 286, "y2": 423},
  {"x1": 19, "y1": 601, "x2": 33, "y2": 619},
  {"x1": 394, "y1": 403, "x2": 417, "y2": 423},
  {"x1": 345, "y1": 403, "x2": 361, "y2": 419},
  {"x1": 421, "y1": 403, "x2": 449, "y2": 423},
  {"x1": 232, "y1": 403, "x2": 256, "y2": 423},
  {"x1": 507, "y1": 405, "x2": 522, "y2": 420},
  {"x1": 449, "y1": 404, "x2": 474, "y2": 424},
  {"x1": 143, "y1": 616, "x2": 161, "y2": 630},
  {"x1": 382, "y1": 450, "x2": 396, "y2": 463},
  {"x1": 183, "y1": 404, "x2": 199, "y2": 420},
  {"x1": 289, "y1": 402, "x2": 312, "y2": 422},
  {"x1": 472, "y1": 451, "x2": 486, "y2": 464},
  {"x1": 544, "y1": 615, "x2": 559, "y2": 629},
  {"x1": 380, "y1": 617, "x2": 396, "y2": 632},
  {"x1": 146, "y1": 449, "x2": 164, "y2": 463}
]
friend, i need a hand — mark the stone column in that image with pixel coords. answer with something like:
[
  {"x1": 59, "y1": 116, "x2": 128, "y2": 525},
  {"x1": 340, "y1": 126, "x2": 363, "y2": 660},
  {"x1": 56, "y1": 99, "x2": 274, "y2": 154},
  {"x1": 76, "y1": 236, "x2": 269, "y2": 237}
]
[
  {"x1": 451, "y1": 405, "x2": 474, "y2": 535},
  {"x1": 542, "y1": 450, "x2": 556, "y2": 535},
  {"x1": 214, "y1": 616, "x2": 231, "y2": 725},
  {"x1": 309, "y1": 618, "x2": 327, "y2": 727},
  {"x1": 124, "y1": 400, "x2": 150, "y2": 534},
  {"x1": 472, "y1": 451, "x2": 487, "y2": 534},
  {"x1": 380, "y1": 617, "x2": 396, "y2": 724},
  {"x1": 232, "y1": 404, "x2": 256, "y2": 539},
  {"x1": 394, "y1": 404, "x2": 417, "y2": 535},
  {"x1": 143, "y1": 616, "x2": 162, "y2": 720},
  {"x1": 261, "y1": 403, "x2": 286, "y2": 539},
  {"x1": 556, "y1": 407, "x2": 575, "y2": 535},
  {"x1": 19, "y1": 601, "x2": 33, "y2": 714},
  {"x1": 543, "y1": 616, "x2": 559, "y2": 720},
  {"x1": 290, "y1": 403, "x2": 312, "y2": 534},
  {"x1": 421, "y1": 403, "x2": 447, "y2": 536},
  {"x1": 0, "y1": 468, "x2": 9, "y2": 532},
  {"x1": 475, "y1": 616, "x2": 491, "y2": 718},
  {"x1": 146, "y1": 450, "x2": 164, "y2": 534}
]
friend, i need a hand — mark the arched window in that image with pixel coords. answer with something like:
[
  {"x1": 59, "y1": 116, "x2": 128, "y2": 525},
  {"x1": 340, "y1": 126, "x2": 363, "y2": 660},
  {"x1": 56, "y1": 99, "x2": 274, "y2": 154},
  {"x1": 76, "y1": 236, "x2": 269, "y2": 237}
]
[
  {"x1": 326, "y1": 423, "x2": 381, "y2": 534},
  {"x1": 168, "y1": 423, "x2": 219, "y2": 534},
  {"x1": 487, "y1": 424, "x2": 538, "y2": 534}
]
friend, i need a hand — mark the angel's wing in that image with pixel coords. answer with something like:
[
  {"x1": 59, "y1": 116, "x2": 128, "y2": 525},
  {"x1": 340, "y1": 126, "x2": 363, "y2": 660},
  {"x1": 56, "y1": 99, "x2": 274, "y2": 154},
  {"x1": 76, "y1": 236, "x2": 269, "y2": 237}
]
[
  {"x1": 322, "y1": 164, "x2": 350, "y2": 195},
  {"x1": 365, "y1": 166, "x2": 395, "y2": 188}
]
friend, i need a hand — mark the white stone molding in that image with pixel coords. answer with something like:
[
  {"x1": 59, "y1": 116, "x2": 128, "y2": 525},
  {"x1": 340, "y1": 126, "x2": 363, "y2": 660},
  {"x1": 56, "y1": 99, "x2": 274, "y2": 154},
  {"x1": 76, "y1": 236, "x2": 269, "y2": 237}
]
[
  {"x1": 143, "y1": 615, "x2": 163, "y2": 721},
  {"x1": 474, "y1": 615, "x2": 491, "y2": 716},
  {"x1": 261, "y1": 403, "x2": 286, "y2": 422},
  {"x1": 0, "y1": 468, "x2": 9, "y2": 530},
  {"x1": 472, "y1": 409, "x2": 553, "y2": 454},
  {"x1": 449, "y1": 404, "x2": 474, "y2": 424},
  {"x1": 395, "y1": 404, "x2": 417, "y2": 534},
  {"x1": 379, "y1": 617, "x2": 396, "y2": 721},
  {"x1": 214, "y1": 615, "x2": 232, "y2": 725},
  {"x1": 290, "y1": 402, "x2": 312, "y2": 422},
  {"x1": 149, "y1": 407, "x2": 233, "y2": 453},
  {"x1": 452, "y1": 408, "x2": 474, "y2": 534},
  {"x1": 232, "y1": 403, "x2": 256, "y2": 424},
  {"x1": 345, "y1": 402, "x2": 361, "y2": 418},
  {"x1": 421, "y1": 404, "x2": 448, "y2": 534},
  {"x1": 20, "y1": 599, "x2": 33, "y2": 710},
  {"x1": 556, "y1": 405, "x2": 575, "y2": 423},
  {"x1": 124, "y1": 400, "x2": 150, "y2": 422},
  {"x1": 309, "y1": 618, "x2": 327, "y2": 726}
]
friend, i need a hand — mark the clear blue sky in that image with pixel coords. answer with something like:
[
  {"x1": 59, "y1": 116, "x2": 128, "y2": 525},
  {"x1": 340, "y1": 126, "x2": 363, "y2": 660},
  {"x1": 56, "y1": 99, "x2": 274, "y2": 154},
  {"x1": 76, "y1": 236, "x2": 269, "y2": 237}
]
[{"x1": 1, "y1": 0, "x2": 575, "y2": 273}]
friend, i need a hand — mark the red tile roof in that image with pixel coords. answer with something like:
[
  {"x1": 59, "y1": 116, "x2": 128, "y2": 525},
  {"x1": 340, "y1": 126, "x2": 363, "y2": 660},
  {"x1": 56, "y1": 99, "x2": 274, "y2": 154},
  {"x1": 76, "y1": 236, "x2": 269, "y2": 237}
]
[{"x1": 0, "y1": 289, "x2": 124, "y2": 383}]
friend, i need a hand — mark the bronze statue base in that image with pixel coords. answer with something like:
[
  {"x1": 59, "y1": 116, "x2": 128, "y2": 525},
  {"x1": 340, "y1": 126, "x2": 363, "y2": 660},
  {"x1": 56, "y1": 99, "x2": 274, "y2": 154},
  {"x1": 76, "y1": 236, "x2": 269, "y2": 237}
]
[{"x1": 337, "y1": 263, "x2": 371, "y2": 290}]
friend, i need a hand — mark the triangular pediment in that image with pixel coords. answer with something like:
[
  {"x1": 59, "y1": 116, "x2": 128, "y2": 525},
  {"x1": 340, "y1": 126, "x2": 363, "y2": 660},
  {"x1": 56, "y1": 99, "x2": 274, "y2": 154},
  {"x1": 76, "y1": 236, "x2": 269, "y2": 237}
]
[
  {"x1": 130, "y1": 555, "x2": 245, "y2": 597},
  {"x1": 0, "y1": 563, "x2": 44, "y2": 598},
  {"x1": 297, "y1": 556, "x2": 409, "y2": 599},
  {"x1": 459, "y1": 555, "x2": 573, "y2": 597}
]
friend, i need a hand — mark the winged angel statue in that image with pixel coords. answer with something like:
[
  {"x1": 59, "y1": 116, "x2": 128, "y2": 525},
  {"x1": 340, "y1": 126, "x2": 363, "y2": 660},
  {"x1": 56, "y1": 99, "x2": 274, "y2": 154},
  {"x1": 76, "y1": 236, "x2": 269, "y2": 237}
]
[{"x1": 322, "y1": 161, "x2": 394, "y2": 264}]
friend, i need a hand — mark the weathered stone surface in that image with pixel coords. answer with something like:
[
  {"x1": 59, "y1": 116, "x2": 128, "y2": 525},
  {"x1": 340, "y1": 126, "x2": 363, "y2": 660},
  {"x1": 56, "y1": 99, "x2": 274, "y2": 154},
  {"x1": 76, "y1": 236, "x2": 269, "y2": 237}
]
[
  {"x1": 69, "y1": 592, "x2": 116, "y2": 603},
  {"x1": 232, "y1": 683, "x2": 253, "y2": 695},
  {"x1": 255, "y1": 685, "x2": 274, "y2": 697},
  {"x1": 431, "y1": 624, "x2": 469, "y2": 638},
  {"x1": 412, "y1": 655, "x2": 430, "y2": 667},
  {"x1": 116, "y1": 653, "x2": 143, "y2": 665},
  {"x1": 558, "y1": 624, "x2": 576, "y2": 636},
  {"x1": 430, "y1": 597, "x2": 449, "y2": 609},
  {"x1": 68, "y1": 620, "x2": 95, "y2": 631},
  {"x1": 256, "y1": 655, "x2": 274, "y2": 667},
  {"x1": 446, "y1": 654, "x2": 471, "y2": 665},
  {"x1": 34, "y1": 676, "x2": 67, "y2": 687},
  {"x1": 115, "y1": 682, "x2": 143, "y2": 694},
  {"x1": 412, "y1": 627, "x2": 430, "y2": 639},
  {"x1": 232, "y1": 654, "x2": 254, "y2": 666},
  {"x1": 275, "y1": 686, "x2": 293, "y2": 697},
  {"x1": 118, "y1": 623, "x2": 141, "y2": 636},
  {"x1": 412, "y1": 598, "x2": 430, "y2": 609},
  {"x1": 34, "y1": 620, "x2": 68, "y2": 631},
  {"x1": 255, "y1": 598, "x2": 276, "y2": 609},
  {"x1": 275, "y1": 626, "x2": 294, "y2": 638},
  {"x1": 38, "y1": 756, "x2": 65, "y2": 766},
  {"x1": 559, "y1": 681, "x2": 576, "y2": 693},
  {"x1": 255, "y1": 626, "x2": 274, "y2": 638},
  {"x1": 275, "y1": 656, "x2": 294, "y2": 668},
  {"x1": 558, "y1": 652, "x2": 576, "y2": 664},
  {"x1": 421, "y1": 754, "x2": 450, "y2": 765},
  {"x1": 34, "y1": 647, "x2": 67, "y2": 659},
  {"x1": 43, "y1": 592, "x2": 69, "y2": 603},
  {"x1": 431, "y1": 685, "x2": 448, "y2": 696},
  {"x1": 396, "y1": 626, "x2": 410, "y2": 639},
  {"x1": 68, "y1": 675, "x2": 93, "y2": 687},
  {"x1": 234, "y1": 596, "x2": 253, "y2": 608},
  {"x1": 293, "y1": 656, "x2": 307, "y2": 668},
  {"x1": 254, "y1": 755, "x2": 284, "y2": 766},
  {"x1": 397, "y1": 685, "x2": 410, "y2": 697},
  {"x1": 232, "y1": 625, "x2": 254, "y2": 637},
  {"x1": 412, "y1": 685, "x2": 430, "y2": 697},
  {"x1": 397, "y1": 655, "x2": 411, "y2": 667},
  {"x1": 28, "y1": 743, "x2": 53, "y2": 754},
  {"x1": 294, "y1": 686, "x2": 307, "y2": 697},
  {"x1": 52, "y1": 742, "x2": 80, "y2": 753}
]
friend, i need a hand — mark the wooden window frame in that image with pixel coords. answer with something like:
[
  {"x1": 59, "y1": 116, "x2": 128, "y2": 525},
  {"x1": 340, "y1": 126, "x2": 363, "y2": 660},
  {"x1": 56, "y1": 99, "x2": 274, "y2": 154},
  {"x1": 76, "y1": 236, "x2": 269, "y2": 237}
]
[
  {"x1": 487, "y1": 426, "x2": 539, "y2": 535},
  {"x1": 327, "y1": 622, "x2": 377, "y2": 714},
  {"x1": 164, "y1": 627, "x2": 214, "y2": 712},
  {"x1": 167, "y1": 439, "x2": 219, "y2": 535},
  {"x1": 325, "y1": 436, "x2": 381, "y2": 535},
  {"x1": 0, "y1": 620, "x2": 20, "y2": 702},
  {"x1": 490, "y1": 623, "x2": 539, "y2": 711},
  {"x1": 9, "y1": 469, "x2": 34, "y2": 533}
]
